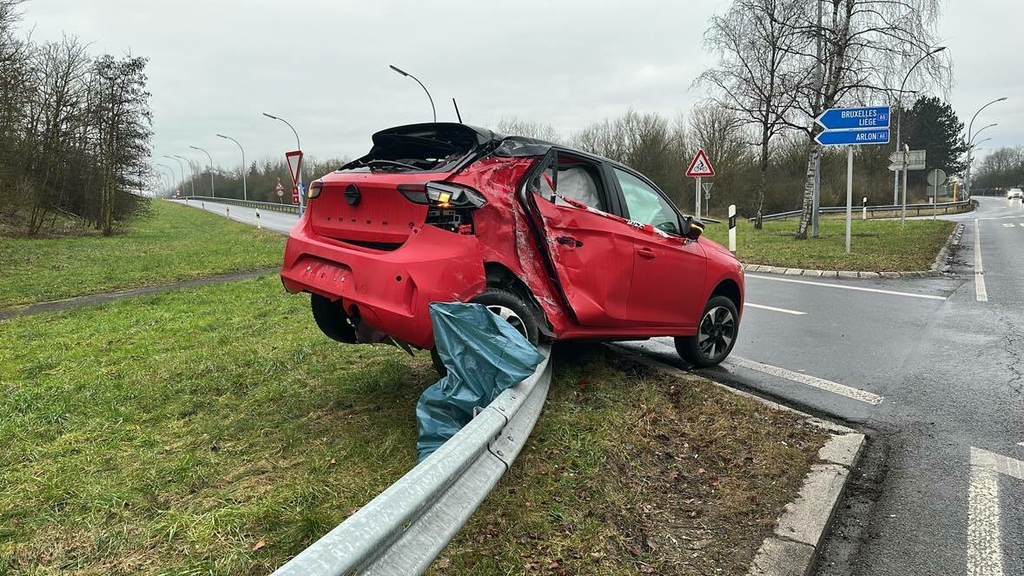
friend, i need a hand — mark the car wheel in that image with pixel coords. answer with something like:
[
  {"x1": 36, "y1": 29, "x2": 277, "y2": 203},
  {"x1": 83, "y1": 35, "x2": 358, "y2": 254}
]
[
  {"x1": 430, "y1": 288, "x2": 540, "y2": 377},
  {"x1": 310, "y1": 294, "x2": 356, "y2": 343},
  {"x1": 675, "y1": 295, "x2": 739, "y2": 368}
]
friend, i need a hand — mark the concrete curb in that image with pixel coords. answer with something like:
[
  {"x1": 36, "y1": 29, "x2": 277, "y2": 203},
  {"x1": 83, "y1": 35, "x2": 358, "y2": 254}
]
[
  {"x1": 741, "y1": 221, "x2": 964, "y2": 280},
  {"x1": 618, "y1": 352, "x2": 865, "y2": 576}
]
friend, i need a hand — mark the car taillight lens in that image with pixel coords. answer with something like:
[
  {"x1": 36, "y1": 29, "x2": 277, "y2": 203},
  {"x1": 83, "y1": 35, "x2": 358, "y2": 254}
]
[
  {"x1": 308, "y1": 181, "x2": 323, "y2": 199},
  {"x1": 397, "y1": 181, "x2": 486, "y2": 209},
  {"x1": 398, "y1": 183, "x2": 429, "y2": 204}
]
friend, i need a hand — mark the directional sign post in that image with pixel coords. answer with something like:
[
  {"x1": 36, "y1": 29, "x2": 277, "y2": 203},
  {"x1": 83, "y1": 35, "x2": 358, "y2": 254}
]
[
  {"x1": 686, "y1": 149, "x2": 715, "y2": 220},
  {"x1": 814, "y1": 106, "x2": 891, "y2": 253}
]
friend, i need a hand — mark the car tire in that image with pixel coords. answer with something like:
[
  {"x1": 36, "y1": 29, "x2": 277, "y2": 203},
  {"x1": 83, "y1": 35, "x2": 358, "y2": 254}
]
[
  {"x1": 310, "y1": 294, "x2": 356, "y2": 343},
  {"x1": 430, "y1": 288, "x2": 541, "y2": 377},
  {"x1": 675, "y1": 295, "x2": 739, "y2": 368}
]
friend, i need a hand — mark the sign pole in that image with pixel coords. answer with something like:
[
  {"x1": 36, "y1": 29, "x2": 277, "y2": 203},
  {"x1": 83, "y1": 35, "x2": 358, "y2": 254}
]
[
  {"x1": 901, "y1": 145, "x2": 909, "y2": 227},
  {"x1": 846, "y1": 146, "x2": 853, "y2": 254},
  {"x1": 695, "y1": 176, "x2": 702, "y2": 220}
]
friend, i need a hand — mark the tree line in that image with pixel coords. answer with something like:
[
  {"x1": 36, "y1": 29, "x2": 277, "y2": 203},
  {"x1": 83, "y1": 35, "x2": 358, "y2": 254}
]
[
  {"x1": 0, "y1": 0, "x2": 153, "y2": 236},
  {"x1": 972, "y1": 148, "x2": 1024, "y2": 192}
]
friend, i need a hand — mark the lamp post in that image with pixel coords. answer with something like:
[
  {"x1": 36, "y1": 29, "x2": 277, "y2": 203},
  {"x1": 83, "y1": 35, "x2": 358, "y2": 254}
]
[
  {"x1": 966, "y1": 97, "x2": 1007, "y2": 196},
  {"x1": 216, "y1": 133, "x2": 247, "y2": 201},
  {"x1": 156, "y1": 164, "x2": 176, "y2": 196},
  {"x1": 892, "y1": 46, "x2": 946, "y2": 205},
  {"x1": 167, "y1": 155, "x2": 193, "y2": 197},
  {"x1": 389, "y1": 64, "x2": 436, "y2": 123},
  {"x1": 190, "y1": 145, "x2": 216, "y2": 198},
  {"x1": 263, "y1": 112, "x2": 303, "y2": 214}
]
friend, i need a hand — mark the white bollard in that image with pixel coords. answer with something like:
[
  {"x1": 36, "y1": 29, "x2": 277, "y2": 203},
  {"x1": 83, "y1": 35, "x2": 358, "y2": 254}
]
[
  {"x1": 728, "y1": 204, "x2": 737, "y2": 254},
  {"x1": 226, "y1": 207, "x2": 230, "y2": 219},
  {"x1": 256, "y1": 210, "x2": 261, "y2": 229}
]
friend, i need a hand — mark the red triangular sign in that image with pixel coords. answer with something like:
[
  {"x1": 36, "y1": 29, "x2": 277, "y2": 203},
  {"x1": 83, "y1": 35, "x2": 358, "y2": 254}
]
[
  {"x1": 285, "y1": 150, "x2": 303, "y2": 186},
  {"x1": 686, "y1": 149, "x2": 716, "y2": 178}
]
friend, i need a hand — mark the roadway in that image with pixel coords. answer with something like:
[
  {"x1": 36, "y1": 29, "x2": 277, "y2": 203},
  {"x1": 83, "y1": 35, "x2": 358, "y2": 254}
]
[{"x1": 176, "y1": 196, "x2": 1023, "y2": 574}]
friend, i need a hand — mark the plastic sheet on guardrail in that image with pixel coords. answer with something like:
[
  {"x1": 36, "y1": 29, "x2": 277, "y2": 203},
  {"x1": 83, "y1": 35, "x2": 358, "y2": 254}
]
[{"x1": 416, "y1": 302, "x2": 544, "y2": 462}]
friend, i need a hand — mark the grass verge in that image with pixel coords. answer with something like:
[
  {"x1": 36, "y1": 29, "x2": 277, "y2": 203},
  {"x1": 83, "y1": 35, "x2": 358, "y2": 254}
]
[
  {"x1": 1, "y1": 277, "x2": 827, "y2": 574},
  {"x1": 703, "y1": 218, "x2": 955, "y2": 272},
  {"x1": 0, "y1": 200, "x2": 284, "y2": 308}
]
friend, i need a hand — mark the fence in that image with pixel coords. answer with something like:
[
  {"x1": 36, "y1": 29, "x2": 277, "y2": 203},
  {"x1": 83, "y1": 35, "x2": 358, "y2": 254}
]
[
  {"x1": 183, "y1": 196, "x2": 298, "y2": 214},
  {"x1": 752, "y1": 199, "x2": 973, "y2": 222}
]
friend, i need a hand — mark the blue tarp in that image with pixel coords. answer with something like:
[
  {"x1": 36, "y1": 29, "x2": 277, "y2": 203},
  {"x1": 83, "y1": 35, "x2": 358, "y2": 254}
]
[{"x1": 416, "y1": 302, "x2": 544, "y2": 462}]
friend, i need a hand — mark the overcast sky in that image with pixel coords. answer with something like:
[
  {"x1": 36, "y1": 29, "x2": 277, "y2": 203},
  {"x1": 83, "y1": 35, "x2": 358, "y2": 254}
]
[{"x1": 15, "y1": 0, "x2": 1024, "y2": 179}]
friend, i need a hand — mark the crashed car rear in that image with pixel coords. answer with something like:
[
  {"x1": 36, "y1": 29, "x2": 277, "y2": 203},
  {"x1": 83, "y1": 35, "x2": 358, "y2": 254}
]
[{"x1": 280, "y1": 123, "x2": 744, "y2": 371}]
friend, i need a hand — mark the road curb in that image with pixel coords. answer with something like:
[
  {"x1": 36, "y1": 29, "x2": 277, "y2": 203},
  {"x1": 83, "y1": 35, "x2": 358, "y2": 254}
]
[{"x1": 614, "y1": 352, "x2": 865, "y2": 576}]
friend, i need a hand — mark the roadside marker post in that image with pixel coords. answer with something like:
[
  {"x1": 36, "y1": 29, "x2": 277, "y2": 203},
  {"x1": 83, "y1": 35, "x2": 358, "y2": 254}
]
[
  {"x1": 814, "y1": 105, "x2": 891, "y2": 253},
  {"x1": 728, "y1": 204, "x2": 737, "y2": 254},
  {"x1": 862, "y1": 197, "x2": 868, "y2": 220},
  {"x1": 686, "y1": 149, "x2": 715, "y2": 220},
  {"x1": 226, "y1": 207, "x2": 230, "y2": 219},
  {"x1": 256, "y1": 210, "x2": 261, "y2": 229}
]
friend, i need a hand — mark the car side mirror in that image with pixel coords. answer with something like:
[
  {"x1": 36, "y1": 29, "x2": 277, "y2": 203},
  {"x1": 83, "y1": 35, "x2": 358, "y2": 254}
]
[{"x1": 683, "y1": 216, "x2": 704, "y2": 240}]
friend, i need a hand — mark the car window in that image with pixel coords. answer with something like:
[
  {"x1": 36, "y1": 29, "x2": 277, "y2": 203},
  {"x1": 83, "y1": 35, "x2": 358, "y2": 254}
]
[
  {"x1": 614, "y1": 168, "x2": 680, "y2": 235},
  {"x1": 536, "y1": 163, "x2": 605, "y2": 211}
]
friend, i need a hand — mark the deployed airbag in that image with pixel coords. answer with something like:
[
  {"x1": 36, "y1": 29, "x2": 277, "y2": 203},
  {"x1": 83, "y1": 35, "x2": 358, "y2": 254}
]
[{"x1": 416, "y1": 302, "x2": 544, "y2": 462}]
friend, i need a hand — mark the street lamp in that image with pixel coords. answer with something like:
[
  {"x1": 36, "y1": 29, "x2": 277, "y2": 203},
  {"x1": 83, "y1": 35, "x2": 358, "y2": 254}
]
[
  {"x1": 263, "y1": 112, "x2": 303, "y2": 214},
  {"x1": 156, "y1": 164, "x2": 176, "y2": 196},
  {"x1": 216, "y1": 133, "x2": 247, "y2": 201},
  {"x1": 970, "y1": 123, "x2": 997, "y2": 147},
  {"x1": 389, "y1": 64, "x2": 436, "y2": 123},
  {"x1": 190, "y1": 145, "x2": 216, "y2": 198},
  {"x1": 892, "y1": 46, "x2": 946, "y2": 205},
  {"x1": 166, "y1": 155, "x2": 193, "y2": 197},
  {"x1": 966, "y1": 97, "x2": 1007, "y2": 196}
]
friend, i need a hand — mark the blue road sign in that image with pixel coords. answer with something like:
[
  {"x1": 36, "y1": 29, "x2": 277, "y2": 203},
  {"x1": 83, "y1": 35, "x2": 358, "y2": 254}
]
[
  {"x1": 815, "y1": 128, "x2": 890, "y2": 146},
  {"x1": 816, "y1": 106, "x2": 891, "y2": 130}
]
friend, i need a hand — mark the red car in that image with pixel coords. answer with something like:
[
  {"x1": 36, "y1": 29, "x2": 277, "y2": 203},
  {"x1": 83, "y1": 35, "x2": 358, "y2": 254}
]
[{"x1": 281, "y1": 123, "x2": 744, "y2": 372}]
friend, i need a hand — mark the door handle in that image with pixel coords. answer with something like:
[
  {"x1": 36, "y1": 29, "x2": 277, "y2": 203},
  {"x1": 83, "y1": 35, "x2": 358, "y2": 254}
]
[
  {"x1": 556, "y1": 236, "x2": 583, "y2": 248},
  {"x1": 637, "y1": 247, "x2": 656, "y2": 259}
]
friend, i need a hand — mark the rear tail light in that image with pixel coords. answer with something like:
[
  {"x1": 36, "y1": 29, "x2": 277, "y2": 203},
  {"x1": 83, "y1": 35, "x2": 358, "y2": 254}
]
[
  {"x1": 397, "y1": 182, "x2": 486, "y2": 209},
  {"x1": 308, "y1": 181, "x2": 323, "y2": 199}
]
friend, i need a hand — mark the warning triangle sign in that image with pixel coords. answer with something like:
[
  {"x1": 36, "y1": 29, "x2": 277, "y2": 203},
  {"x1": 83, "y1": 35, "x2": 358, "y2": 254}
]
[
  {"x1": 686, "y1": 149, "x2": 716, "y2": 178},
  {"x1": 285, "y1": 150, "x2": 303, "y2": 186}
]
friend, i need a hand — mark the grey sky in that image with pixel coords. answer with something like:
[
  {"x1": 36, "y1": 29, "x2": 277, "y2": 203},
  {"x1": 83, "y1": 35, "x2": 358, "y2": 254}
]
[{"x1": 16, "y1": 0, "x2": 1024, "y2": 179}]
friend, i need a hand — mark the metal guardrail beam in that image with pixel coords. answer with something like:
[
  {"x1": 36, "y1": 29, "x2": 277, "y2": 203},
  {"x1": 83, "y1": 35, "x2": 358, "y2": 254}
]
[
  {"x1": 751, "y1": 200, "x2": 972, "y2": 222},
  {"x1": 184, "y1": 196, "x2": 299, "y2": 215},
  {"x1": 273, "y1": 346, "x2": 553, "y2": 576}
]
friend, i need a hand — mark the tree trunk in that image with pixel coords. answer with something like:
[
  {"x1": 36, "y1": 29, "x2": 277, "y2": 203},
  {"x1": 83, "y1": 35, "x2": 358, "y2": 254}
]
[
  {"x1": 794, "y1": 144, "x2": 820, "y2": 239},
  {"x1": 755, "y1": 130, "x2": 770, "y2": 230}
]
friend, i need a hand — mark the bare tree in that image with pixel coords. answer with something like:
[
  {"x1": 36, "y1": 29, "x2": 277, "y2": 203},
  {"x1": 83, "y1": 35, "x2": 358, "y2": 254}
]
[
  {"x1": 495, "y1": 117, "x2": 562, "y2": 143},
  {"x1": 700, "y1": 0, "x2": 811, "y2": 228},
  {"x1": 786, "y1": 0, "x2": 949, "y2": 238}
]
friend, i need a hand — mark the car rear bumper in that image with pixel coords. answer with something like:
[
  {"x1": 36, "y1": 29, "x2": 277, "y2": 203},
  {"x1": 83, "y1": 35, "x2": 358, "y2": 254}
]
[{"x1": 281, "y1": 216, "x2": 487, "y2": 348}]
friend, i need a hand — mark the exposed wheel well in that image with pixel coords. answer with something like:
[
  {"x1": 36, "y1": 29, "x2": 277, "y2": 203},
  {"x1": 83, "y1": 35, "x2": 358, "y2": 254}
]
[
  {"x1": 483, "y1": 262, "x2": 554, "y2": 338},
  {"x1": 711, "y1": 279, "x2": 742, "y2": 310}
]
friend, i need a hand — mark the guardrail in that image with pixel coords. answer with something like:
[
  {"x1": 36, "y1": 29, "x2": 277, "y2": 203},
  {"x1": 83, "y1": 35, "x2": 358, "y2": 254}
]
[
  {"x1": 753, "y1": 199, "x2": 973, "y2": 222},
  {"x1": 183, "y1": 196, "x2": 299, "y2": 214},
  {"x1": 273, "y1": 346, "x2": 552, "y2": 576}
]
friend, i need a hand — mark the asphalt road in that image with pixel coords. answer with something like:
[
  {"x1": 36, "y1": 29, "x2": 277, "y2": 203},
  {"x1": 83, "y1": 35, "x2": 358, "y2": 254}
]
[
  {"x1": 178, "y1": 197, "x2": 1022, "y2": 574},
  {"x1": 172, "y1": 198, "x2": 298, "y2": 235}
]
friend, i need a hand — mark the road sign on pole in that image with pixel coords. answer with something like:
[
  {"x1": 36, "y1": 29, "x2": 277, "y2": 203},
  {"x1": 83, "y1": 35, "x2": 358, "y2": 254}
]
[
  {"x1": 285, "y1": 150, "x2": 303, "y2": 187},
  {"x1": 687, "y1": 149, "x2": 715, "y2": 220},
  {"x1": 814, "y1": 106, "x2": 891, "y2": 147},
  {"x1": 889, "y1": 150, "x2": 926, "y2": 171}
]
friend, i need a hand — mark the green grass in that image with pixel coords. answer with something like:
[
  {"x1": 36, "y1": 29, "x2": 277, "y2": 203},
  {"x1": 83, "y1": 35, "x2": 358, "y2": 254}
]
[
  {"x1": 1, "y1": 277, "x2": 827, "y2": 575},
  {"x1": 703, "y1": 218, "x2": 955, "y2": 271},
  {"x1": 0, "y1": 201, "x2": 284, "y2": 308}
]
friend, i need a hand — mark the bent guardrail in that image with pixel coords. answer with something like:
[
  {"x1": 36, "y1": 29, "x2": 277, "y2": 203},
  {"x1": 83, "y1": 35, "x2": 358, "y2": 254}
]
[
  {"x1": 273, "y1": 345, "x2": 553, "y2": 576},
  {"x1": 752, "y1": 199, "x2": 972, "y2": 222},
  {"x1": 183, "y1": 196, "x2": 299, "y2": 214}
]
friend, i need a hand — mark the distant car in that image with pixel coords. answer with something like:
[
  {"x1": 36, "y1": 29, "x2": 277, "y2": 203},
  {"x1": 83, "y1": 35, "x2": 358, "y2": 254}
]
[
  {"x1": 1007, "y1": 188, "x2": 1023, "y2": 200},
  {"x1": 280, "y1": 123, "x2": 745, "y2": 373}
]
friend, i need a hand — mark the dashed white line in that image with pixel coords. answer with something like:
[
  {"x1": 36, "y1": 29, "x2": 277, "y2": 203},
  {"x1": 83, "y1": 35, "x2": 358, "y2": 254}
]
[
  {"x1": 725, "y1": 356, "x2": 885, "y2": 405},
  {"x1": 746, "y1": 274, "x2": 947, "y2": 301},
  {"x1": 975, "y1": 220, "x2": 988, "y2": 303},
  {"x1": 968, "y1": 447, "x2": 1024, "y2": 576},
  {"x1": 744, "y1": 303, "x2": 807, "y2": 316}
]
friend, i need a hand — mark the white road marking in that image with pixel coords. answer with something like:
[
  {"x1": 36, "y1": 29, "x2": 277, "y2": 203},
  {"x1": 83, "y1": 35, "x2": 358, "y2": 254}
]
[
  {"x1": 746, "y1": 274, "x2": 947, "y2": 301},
  {"x1": 975, "y1": 220, "x2": 988, "y2": 303},
  {"x1": 725, "y1": 356, "x2": 885, "y2": 405},
  {"x1": 1001, "y1": 223, "x2": 1015, "y2": 228},
  {"x1": 1018, "y1": 442, "x2": 1024, "y2": 448},
  {"x1": 744, "y1": 303, "x2": 807, "y2": 315},
  {"x1": 968, "y1": 447, "x2": 1024, "y2": 576}
]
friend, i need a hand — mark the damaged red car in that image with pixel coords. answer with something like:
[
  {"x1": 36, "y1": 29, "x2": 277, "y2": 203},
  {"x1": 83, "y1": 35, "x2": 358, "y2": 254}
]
[{"x1": 280, "y1": 123, "x2": 744, "y2": 372}]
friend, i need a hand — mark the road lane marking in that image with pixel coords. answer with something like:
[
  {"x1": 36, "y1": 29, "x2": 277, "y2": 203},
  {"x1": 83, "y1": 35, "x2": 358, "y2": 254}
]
[
  {"x1": 725, "y1": 356, "x2": 885, "y2": 405},
  {"x1": 744, "y1": 303, "x2": 807, "y2": 315},
  {"x1": 975, "y1": 220, "x2": 988, "y2": 303},
  {"x1": 746, "y1": 274, "x2": 947, "y2": 301},
  {"x1": 1001, "y1": 223, "x2": 1015, "y2": 228},
  {"x1": 968, "y1": 447, "x2": 1024, "y2": 576}
]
